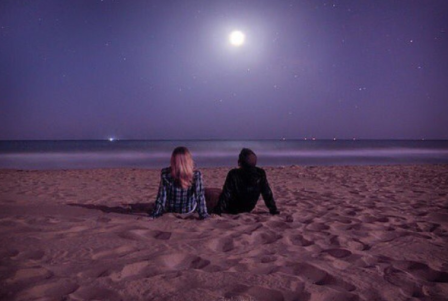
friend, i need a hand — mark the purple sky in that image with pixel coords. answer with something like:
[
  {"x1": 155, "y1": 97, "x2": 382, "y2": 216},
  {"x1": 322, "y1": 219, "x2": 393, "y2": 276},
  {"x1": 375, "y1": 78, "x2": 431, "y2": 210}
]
[{"x1": 1, "y1": 0, "x2": 447, "y2": 140}]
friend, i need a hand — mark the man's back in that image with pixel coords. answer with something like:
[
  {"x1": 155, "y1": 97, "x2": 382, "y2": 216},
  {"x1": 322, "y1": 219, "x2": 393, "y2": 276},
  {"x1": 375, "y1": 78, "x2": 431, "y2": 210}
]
[{"x1": 218, "y1": 166, "x2": 278, "y2": 214}]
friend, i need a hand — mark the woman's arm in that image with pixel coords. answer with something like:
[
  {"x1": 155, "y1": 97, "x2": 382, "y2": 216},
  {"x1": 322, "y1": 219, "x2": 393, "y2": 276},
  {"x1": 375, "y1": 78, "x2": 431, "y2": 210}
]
[
  {"x1": 195, "y1": 171, "x2": 209, "y2": 219},
  {"x1": 151, "y1": 172, "x2": 167, "y2": 218}
]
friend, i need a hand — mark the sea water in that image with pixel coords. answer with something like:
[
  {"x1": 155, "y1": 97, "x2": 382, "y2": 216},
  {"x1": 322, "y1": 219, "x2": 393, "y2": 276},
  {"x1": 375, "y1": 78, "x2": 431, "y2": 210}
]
[{"x1": 0, "y1": 140, "x2": 448, "y2": 170}]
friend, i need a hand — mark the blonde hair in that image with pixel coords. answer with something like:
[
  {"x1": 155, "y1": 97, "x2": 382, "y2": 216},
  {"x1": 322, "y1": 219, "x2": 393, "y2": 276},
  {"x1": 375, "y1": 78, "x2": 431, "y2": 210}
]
[{"x1": 170, "y1": 146, "x2": 194, "y2": 189}]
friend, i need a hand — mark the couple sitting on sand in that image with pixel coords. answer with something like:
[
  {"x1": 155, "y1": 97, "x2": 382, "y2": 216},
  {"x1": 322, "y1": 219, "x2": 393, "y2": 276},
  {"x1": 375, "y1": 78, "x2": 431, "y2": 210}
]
[{"x1": 150, "y1": 146, "x2": 280, "y2": 219}]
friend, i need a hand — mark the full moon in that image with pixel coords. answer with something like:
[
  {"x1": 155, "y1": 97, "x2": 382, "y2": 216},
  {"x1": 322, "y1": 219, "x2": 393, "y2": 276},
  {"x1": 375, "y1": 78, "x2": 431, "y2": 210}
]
[{"x1": 229, "y1": 31, "x2": 245, "y2": 46}]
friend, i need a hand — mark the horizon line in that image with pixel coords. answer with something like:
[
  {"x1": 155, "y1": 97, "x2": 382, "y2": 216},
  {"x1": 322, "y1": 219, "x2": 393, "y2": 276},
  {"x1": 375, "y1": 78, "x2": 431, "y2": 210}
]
[{"x1": 1, "y1": 138, "x2": 448, "y2": 142}]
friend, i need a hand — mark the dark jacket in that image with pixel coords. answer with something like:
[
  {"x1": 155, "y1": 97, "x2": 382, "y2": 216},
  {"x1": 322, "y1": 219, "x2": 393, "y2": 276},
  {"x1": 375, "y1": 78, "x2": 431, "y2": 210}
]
[{"x1": 217, "y1": 167, "x2": 279, "y2": 215}]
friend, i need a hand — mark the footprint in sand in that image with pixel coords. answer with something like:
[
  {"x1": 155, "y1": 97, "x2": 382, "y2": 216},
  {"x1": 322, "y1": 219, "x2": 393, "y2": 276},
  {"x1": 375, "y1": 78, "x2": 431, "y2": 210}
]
[
  {"x1": 91, "y1": 245, "x2": 136, "y2": 260},
  {"x1": 266, "y1": 220, "x2": 292, "y2": 230},
  {"x1": 306, "y1": 222, "x2": 330, "y2": 231},
  {"x1": 77, "y1": 266, "x2": 115, "y2": 279},
  {"x1": 370, "y1": 230, "x2": 403, "y2": 243},
  {"x1": 117, "y1": 229, "x2": 171, "y2": 241},
  {"x1": 392, "y1": 260, "x2": 448, "y2": 283},
  {"x1": 359, "y1": 215, "x2": 377, "y2": 223},
  {"x1": 318, "y1": 291, "x2": 360, "y2": 301},
  {"x1": 322, "y1": 248, "x2": 352, "y2": 259},
  {"x1": 206, "y1": 237, "x2": 235, "y2": 253},
  {"x1": 347, "y1": 239, "x2": 370, "y2": 251},
  {"x1": 116, "y1": 229, "x2": 146, "y2": 240},
  {"x1": 96, "y1": 216, "x2": 111, "y2": 223},
  {"x1": 416, "y1": 222, "x2": 439, "y2": 232},
  {"x1": 0, "y1": 219, "x2": 23, "y2": 228},
  {"x1": 213, "y1": 219, "x2": 237, "y2": 229},
  {"x1": 334, "y1": 217, "x2": 353, "y2": 224},
  {"x1": 278, "y1": 262, "x2": 356, "y2": 292},
  {"x1": 260, "y1": 255, "x2": 278, "y2": 263},
  {"x1": 108, "y1": 261, "x2": 152, "y2": 281},
  {"x1": 341, "y1": 207, "x2": 359, "y2": 216},
  {"x1": 70, "y1": 286, "x2": 122, "y2": 301},
  {"x1": 120, "y1": 261, "x2": 150, "y2": 278},
  {"x1": 428, "y1": 212, "x2": 448, "y2": 224},
  {"x1": 383, "y1": 265, "x2": 425, "y2": 298},
  {"x1": 223, "y1": 284, "x2": 285, "y2": 301},
  {"x1": 329, "y1": 235, "x2": 340, "y2": 246},
  {"x1": 244, "y1": 286, "x2": 285, "y2": 301},
  {"x1": 151, "y1": 230, "x2": 172, "y2": 240},
  {"x1": 251, "y1": 230, "x2": 282, "y2": 245},
  {"x1": 64, "y1": 225, "x2": 91, "y2": 233},
  {"x1": 17, "y1": 279, "x2": 79, "y2": 300},
  {"x1": 7, "y1": 267, "x2": 53, "y2": 284},
  {"x1": 156, "y1": 253, "x2": 211, "y2": 271},
  {"x1": 288, "y1": 234, "x2": 314, "y2": 247},
  {"x1": 0, "y1": 248, "x2": 19, "y2": 261},
  {"x1": 376, "y1": 216, "x2": 389, "y2": 223},
  {"x1": 284, "y1": 214, "x2": 294, "y2": 223},
  {"x1": 230, "y1": 261, "x2": 278, "y2": 275},
  {"x1": 11, "y1": 249, "x2": 45, "y2": 261}
]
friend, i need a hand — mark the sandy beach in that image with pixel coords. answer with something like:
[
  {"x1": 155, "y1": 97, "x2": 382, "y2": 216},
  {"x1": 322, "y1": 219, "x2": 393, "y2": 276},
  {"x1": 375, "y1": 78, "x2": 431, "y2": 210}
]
[{"x1": 1, "y1": 165, "x2": 448, "y2": 301}]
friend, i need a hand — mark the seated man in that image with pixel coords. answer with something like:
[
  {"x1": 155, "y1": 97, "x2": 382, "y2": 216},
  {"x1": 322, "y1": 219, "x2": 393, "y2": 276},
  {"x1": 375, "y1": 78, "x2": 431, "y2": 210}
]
[{"x1": 215, "y1": 148, "x2": 279, "y2": 215}]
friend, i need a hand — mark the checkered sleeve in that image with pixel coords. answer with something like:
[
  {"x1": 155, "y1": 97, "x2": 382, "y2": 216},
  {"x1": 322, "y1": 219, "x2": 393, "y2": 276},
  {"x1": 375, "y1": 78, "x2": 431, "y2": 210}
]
[
  {"x1": 195, "y1": 171, "x2": 209, "y2": 219},
  {"x1": 151, "y1": 172, "x2": 167, "y2": 218}
]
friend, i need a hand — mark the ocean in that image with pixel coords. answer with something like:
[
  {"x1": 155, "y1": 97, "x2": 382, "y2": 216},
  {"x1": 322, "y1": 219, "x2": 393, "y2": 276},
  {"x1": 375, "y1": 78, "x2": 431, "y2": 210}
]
[{"x1": 1, "y1": 140, "x2": 448, "y2": 170}]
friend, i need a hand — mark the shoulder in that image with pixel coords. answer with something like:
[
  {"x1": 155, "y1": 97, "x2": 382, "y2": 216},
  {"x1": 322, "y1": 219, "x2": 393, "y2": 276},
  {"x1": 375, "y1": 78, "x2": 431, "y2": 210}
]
[
  {"x1": 227, "y1": 168, "x2": 240, "y2": 177},
  {"x1": 228, "y1": 168, "x2": 239, "y2": 174},
  {"x1": 193, "y1": 170, "x2": 204, "y2": 182},
  {"x1": 255, "y1": 167, "x2": 267, "y2": 177},
  {"x1": 161, "y1": 167, "x2": 172, "y2": 181},
  {"x1": 255, "y1": 166, "x2": 266, "y2": 173},
  {"x1": 193, "y1": 170, "x2": 204, "y2": 186}
]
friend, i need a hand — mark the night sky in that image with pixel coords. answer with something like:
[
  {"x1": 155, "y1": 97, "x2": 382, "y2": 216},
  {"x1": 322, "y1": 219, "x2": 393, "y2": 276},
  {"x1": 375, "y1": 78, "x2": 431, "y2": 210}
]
[{"x1": 1, "y1": 0, "x2": 447, "y2": 140}]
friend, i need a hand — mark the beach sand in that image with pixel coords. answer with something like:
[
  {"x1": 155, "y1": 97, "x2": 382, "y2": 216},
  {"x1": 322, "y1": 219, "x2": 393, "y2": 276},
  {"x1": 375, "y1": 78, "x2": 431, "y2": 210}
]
[{"x1": 1, "y1": 165, "x2": 448, "y2": 301}]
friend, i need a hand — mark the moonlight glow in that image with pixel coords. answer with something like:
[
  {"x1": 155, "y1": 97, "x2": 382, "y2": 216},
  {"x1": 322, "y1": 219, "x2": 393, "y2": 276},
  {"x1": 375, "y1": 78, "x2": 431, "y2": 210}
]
[{"x1": 229, "y1": 31, "x2": 245, "y2": 46}]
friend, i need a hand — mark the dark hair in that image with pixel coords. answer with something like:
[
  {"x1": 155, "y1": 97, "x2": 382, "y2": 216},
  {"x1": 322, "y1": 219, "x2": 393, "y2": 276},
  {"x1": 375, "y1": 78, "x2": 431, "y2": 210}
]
[{"x1": 238, "y1": 148, "x2": 257, "y2": 168}]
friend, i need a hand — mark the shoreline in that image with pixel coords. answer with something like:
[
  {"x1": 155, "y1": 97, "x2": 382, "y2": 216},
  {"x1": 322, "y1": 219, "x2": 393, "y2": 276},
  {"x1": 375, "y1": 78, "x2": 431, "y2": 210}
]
[{"x1": 1, "y1": 162, "x2": 447, "y2": 171}]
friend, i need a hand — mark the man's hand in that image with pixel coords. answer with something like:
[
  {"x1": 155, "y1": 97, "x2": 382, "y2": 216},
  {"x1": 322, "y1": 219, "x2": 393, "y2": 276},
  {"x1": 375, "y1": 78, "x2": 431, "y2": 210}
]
[{"x1": 270, "y1": 209, "x2": 280, "y2": 215}]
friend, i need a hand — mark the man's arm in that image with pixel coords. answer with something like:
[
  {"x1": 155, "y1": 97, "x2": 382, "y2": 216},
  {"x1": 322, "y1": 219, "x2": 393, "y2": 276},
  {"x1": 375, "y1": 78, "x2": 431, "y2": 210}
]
[
  {"x1": 260, "y1": 169, "x2": 279, "y2": 215},
  {"x1": 217, "y1": 171, "x2": 235, "y2": 214}
]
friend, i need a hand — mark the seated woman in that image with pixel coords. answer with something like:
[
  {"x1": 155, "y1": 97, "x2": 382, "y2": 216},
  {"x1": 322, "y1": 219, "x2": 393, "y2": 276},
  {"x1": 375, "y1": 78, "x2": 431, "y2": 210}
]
[{"x1": 151, "y1": 146, "x2": 209, "y2": 219}]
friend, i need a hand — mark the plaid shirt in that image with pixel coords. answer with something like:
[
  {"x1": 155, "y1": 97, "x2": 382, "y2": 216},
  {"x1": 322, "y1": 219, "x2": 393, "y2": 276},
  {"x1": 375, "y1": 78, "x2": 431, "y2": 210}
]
[{"x1": 152, "y1": 167, "x2": 209, "y2": 219}]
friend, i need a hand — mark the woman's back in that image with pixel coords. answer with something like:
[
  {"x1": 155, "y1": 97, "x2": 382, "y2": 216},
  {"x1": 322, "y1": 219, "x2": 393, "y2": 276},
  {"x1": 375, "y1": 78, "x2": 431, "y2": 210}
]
[
  {"x1": 159, "y1": 167, "x2": 201, "y2": 213},
  {"x1": 151, "y1": 147, "x2": 209, "y2": 219}
]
